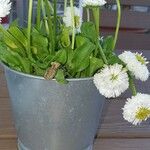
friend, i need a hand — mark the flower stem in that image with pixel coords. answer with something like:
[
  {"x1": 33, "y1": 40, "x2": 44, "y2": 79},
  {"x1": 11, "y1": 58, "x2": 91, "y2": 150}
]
[
  {"x1": 112, "y1": 0, "x2": 121, "y2": 50},
  {"x1": 92, "y1": 7, "x2": 100, "y2": 37},
  {"x1": 27, "y1": 0, "x2": 33, "y2": 60},
  {"x1": 97, "y1": 40, "x2": 108, "y2": 64},
  {"x1": 129, "y1": 74, "x2": 137, "y2": 96},
  {"x1": 70, "y1": 0, "x2": 75, "y2": 49},
  {"x1": 53, "y1": 0, "x2": 57, "y2": 50},
  {"x1": 87, "y1": 8, "x2": 90, "y2": 22},
  {"x1": 48, "y1": 1, "x2": 54, "y2": 13},
  {"x1": 64, "y1": 0, "x2": 67, "y2": 12},
  {"x1": 41, "y1": 0, "x2": 49, "y2": 34},
  {"x1": 36, "y1": 0, "x2": 42, "y2": 30},
  {"x1": 45, "y1": 0, "x2": 55, "y2": 54}
]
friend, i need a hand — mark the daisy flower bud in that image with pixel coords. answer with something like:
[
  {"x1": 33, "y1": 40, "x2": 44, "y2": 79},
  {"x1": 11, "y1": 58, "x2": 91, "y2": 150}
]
[
  {"x1": 63, "y1": 7, "x2": 82, "y2": 33},
  {"x1": 93, "y1": 64, "x2": 129, "y2": 98},
  {"x1": 82, "y1": 0, "x2": 107, "y2": 7},
  {"x1": 119, "y1": 51, "x2": 149, "y2": 81},
  {"x1": 123, "y1": 93, "x2": 150, "y2": 125},
  {"x1": 0, "y1": 0, "x2": 11, "y2": 23}
]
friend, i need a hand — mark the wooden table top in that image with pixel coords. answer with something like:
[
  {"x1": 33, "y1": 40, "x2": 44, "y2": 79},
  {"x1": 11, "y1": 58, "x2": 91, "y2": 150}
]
[{"x1": 0, "y1": 62, "x2": 150, "y2": 150}]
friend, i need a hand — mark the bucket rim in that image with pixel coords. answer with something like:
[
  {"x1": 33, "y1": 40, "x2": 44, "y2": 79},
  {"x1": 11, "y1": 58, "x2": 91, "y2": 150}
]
[{"x1": 2, "y1": 63, "x2": 94, "y2": 81}]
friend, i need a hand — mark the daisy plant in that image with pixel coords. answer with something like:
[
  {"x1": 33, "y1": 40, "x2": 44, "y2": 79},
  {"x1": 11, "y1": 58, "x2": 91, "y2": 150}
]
[{"x1": 0, "y1": 0, "x2": 150, "y2": 125}]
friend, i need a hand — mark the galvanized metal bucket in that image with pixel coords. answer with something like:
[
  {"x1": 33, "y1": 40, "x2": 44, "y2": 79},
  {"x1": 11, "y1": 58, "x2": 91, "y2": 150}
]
[{"x1": 4, "y1": 65, "x2": 105, "y2": 150}]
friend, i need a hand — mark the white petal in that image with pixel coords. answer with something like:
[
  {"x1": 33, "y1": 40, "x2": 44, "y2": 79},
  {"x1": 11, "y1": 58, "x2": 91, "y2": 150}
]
[
  {"x1": 63, "y1": 7, "x2": 82, "y2": 33},
  {"x1": 93, "y1": 64, "x2": 129, "y2": 98},
  {"x1": 123, "y1": 93, "x2": 150, "y2": 125},
  {"x1": 0, "y1": 0, "x2": 11, "y2": 18},
  {"x1": 82, "y1": 0, "x2": 107, "y2": 7},
  {"x1": 119, "y1": 51, "x2": 149, "y2": 81}
]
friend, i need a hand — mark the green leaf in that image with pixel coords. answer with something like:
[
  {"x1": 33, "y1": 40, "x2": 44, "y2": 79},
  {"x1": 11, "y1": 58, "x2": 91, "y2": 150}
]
[
  {"x1": 30, "y1": 30, "x2": 49, "y2": 61},
  {"x1": 75, "y1": 35, "x2": 90, "y2": 48},
  {"x1": 9, "y1": 19, "x2": 19, "y2": 27},
  {"x1": 66, "y1": 48, "x2": 74, "y2": 66},
  {"x1": 8, "y1": 26, "x2": 28, "y2": 49},
  {"x1": 71, "y1": 41, "x2": 95, "y2": 72},
  {"x1": 53, "y1": 49, "x2": 67, "y2": 64},
  {"x1": 107, "y1": 54, "x2": 122, "y2": 65},
  {"x1": 0, "y1": 24, "x2": 26, "y2": 56},
  {"x1": 55, "y1": 69, "x2": 68, "y2": 84},
  {"x1": 32, "y1": 46, "x2": 49, "y2": 61},
  {"x1": 60, "y1": 27, "x2": 71, "y2": 48},
  {"x1": 0, "y1": 44, "x2": 31, "y2": 73},
  {"x1": 38, "y1": 20, "x2": 47, "y2": 36},
  {"x1": 2, "y1": 35, "x2": 18, "y2": 49},
  {"x1": 31, "y1": 32, "x2": 48, "y2": 48},
  {"x1": 102, "y1": 36, "x2": 114, "y2": 54},
  {"x1": 32, "y1": 64, "x2": 45, "y2": 76},
  {"x1": 44, "y1": 55, "x2": 54, "y2": 63},
  {"x1": 88, "y1": 57, "x2": 104, "y2": 76},
  {"x1": 81, "y1": 22, "x2": 97, "y2": 42}
]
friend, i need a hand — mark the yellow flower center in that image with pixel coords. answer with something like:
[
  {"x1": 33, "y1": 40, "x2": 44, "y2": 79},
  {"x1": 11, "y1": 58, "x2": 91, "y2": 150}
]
[
  {"x1": 135, "y1": 54, "x2": 146, "y2": 65},
  {"x1": 74, "y1": 16, "x2": 80, "y2": 28},
  {"x1": 111, "y1": 74, "x2": 118, "y2": 81},
  {"x1": 135, "y1": 107, "x2": 150, "y2": 121}
]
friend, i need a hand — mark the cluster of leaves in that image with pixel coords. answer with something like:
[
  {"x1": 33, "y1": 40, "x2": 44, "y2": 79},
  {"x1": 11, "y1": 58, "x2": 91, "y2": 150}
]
[{"x1": 0, "y1": 19, "x2": 121, "y2": 83}]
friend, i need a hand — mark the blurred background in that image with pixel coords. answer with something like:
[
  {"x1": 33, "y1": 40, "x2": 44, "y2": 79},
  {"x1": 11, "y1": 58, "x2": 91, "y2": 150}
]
[
  {"x1": 1, "y1": 0, "x2": 150, "y2": 50},
  {"x1": 9, "y1": 0, "x2": 80, "y2": 25}
]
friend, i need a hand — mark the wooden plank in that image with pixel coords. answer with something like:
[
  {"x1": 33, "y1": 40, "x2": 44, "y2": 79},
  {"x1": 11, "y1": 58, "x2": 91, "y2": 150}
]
[
  {"x1": 101, "y1": 10, "x2": 150, "y2": 29},
  {"x1": 0, "y1": 101, "x2": 13, "y2": 128},
  {"x1": 83, "y1": 9, "x2": 150, "y2": 29},
  {"x1": 94, "y1": 138, "x2": 150, "y2": 150},
  {"x1": 116, "y1": 32, "x2": 150, "y2": 50},
  {"x1": 0, "y1": 72, "x2": 7, "y2": 87},
  {"x1": 0, "y1": 138, "x2": 150, "y2": 150},
  {"x1": 0, "y1": 139, "x2": 17, "y2": 150},
  {"x1": 102, "y1": 32, "x2": 150, "y2": 50},
  {"x1": 0, "y1": 86, "x2": 9, "y2": 98},
  {"x1": 0, "y1": 128, "x2": 16, "y2": 139},
  {"x1": 98, "y1": 98, "x2": 150, "y2": 138},
  {"x1": 107, "y1": 0, "x2": 150, "y2": 5}
]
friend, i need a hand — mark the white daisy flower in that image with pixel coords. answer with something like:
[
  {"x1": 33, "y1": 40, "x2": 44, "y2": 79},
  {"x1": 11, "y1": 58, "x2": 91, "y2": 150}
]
[
  {"x1": 119, "y1": 51, "x2": 149, "y2": 81},
  {"x1": 93, "y1": 64, "x2": 129, "y2": 98},
  {"x1": 0, "y1": 0, "x2": 11, "y2": 22},
  {"x1": 123, "y1": 93, "x2": 150, "y2": 125},
  {"x1": 63, "y1": 7, "x2": 82, "y2": 33},
  {"x1": 82, "y1": 0, "x2": 107, "y2": 7}
]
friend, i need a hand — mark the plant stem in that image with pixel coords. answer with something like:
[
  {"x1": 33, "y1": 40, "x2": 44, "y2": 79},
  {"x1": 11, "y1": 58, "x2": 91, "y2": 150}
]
[
  {"x1": 87, "y1": 8, "x2": 90, "y2": 22},
  {"x1": 53, "y1": 0, "x2": 57, "y2": 50},
  {"x1": 45, "y1": 0, "x2": 55, "y2": 54},
  {"x1": 112, "y1": 0, "x2": 121, "y2": 50},
  {"x1": 92, "y1": 7, "x2": 100, "y2": 37},
  {"x1": 36, "y1": 0, "x2": 42, "y2": 30},
  {"x1": 48, "y1": 1, "x2": 54, "y2": 14},
  {"x1": 70, "y1": 0, "x2": 75, "y2": 49},
  {"x1": 27, "y1": 0, "x2": 33, "y2": 60},
  {"x1": 97, "y1": 40, "x2": 108, "y2": 64},
  {"x1": 92, "y1": 7, "x2": 108, "y2": 64},
  {"x1": 64, "y1": 0, "x2": 67, "y2": 12},
  {"x1": 129, "y1": 75, "x2": 137, "y2": 96},
  {"x1": 41, "y1": 0, "x2": 49, "y2": 34}
]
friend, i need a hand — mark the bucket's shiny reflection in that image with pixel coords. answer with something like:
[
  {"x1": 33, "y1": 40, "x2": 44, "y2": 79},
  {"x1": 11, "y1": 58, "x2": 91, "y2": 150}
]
[{"x1": 4, "y1": 66, "x2": 105, "y2": 150}]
